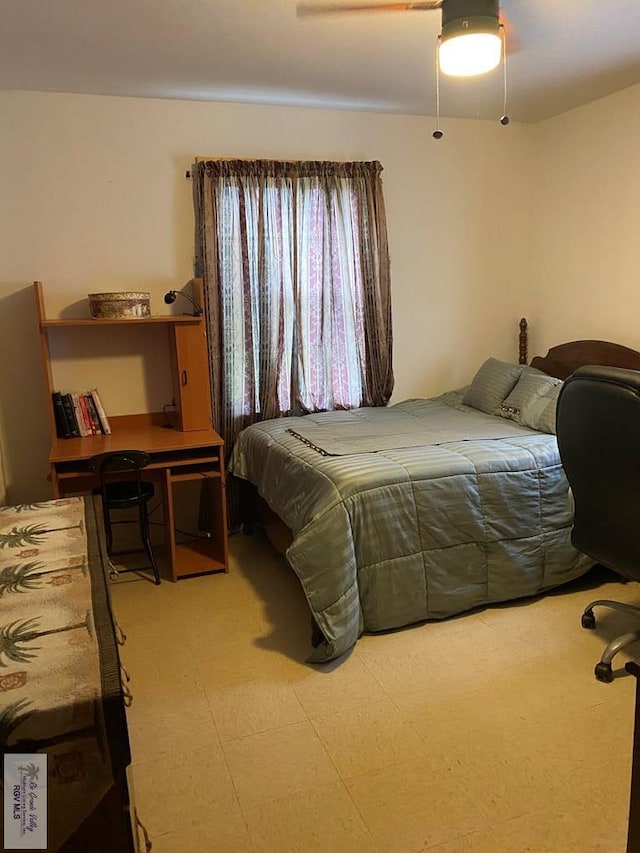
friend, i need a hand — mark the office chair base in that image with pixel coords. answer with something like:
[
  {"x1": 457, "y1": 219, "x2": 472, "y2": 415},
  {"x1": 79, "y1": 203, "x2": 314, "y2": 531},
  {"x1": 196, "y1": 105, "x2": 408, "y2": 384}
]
[
  {"x1": 582, "y1": 601, "x2": 640, "y2": 682},
  {"x1": 594, "y1": 661, "x2": 614, "y2": 683},
  {"x1": 582, "y1": 600, "x2": 640, "y2": 626},
  {"x1": 594, "y1": 631, "x2": 640, "y2": 683}
]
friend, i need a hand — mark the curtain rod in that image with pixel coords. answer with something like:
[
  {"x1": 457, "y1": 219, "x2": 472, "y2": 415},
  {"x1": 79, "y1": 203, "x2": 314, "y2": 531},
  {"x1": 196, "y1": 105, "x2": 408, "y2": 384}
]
[
  {"x1": 185, "y1": 157, "x2": 355, "y2": 179},
  {"x1": 186, "y1": 157, "x2": 285, "y2": 180},
  {"x1": 186, "y1": 156, "x2": 234, "y2": 179}
]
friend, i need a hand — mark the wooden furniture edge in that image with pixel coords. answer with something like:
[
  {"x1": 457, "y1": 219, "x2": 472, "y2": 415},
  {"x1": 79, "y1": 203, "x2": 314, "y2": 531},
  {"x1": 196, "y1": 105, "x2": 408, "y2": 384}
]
[
  {"x1": 626, "y1": 659, "x2": 640, "y2": 852},
  {"x1": 34, "y1": 281, "x2": 57, "y2": 439},
  {"x1": 41, "y1": 316, "x2": 201, "y2": 327},
  {"x1": 34, "y1": 279, "x2": 202, "y2": 325},
  {"x1": 531, "y1": 338, "x2": 640, "y2": 379}
]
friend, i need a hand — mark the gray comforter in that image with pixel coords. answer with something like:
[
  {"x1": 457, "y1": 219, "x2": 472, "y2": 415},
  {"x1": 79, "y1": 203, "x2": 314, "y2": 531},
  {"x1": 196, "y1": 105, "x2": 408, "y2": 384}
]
[{"x1": 229, "y1": 391, "x2": 592, "y2": 661}]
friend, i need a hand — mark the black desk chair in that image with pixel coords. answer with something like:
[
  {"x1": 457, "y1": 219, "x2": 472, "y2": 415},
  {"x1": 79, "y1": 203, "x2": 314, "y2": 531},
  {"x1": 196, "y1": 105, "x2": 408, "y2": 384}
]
[
  {"x1": 89, "y1": 450, "x2": 161, "y2": 585},
  {"x1": 556, "y1": 365, "x2": 640, "y2": 682}
]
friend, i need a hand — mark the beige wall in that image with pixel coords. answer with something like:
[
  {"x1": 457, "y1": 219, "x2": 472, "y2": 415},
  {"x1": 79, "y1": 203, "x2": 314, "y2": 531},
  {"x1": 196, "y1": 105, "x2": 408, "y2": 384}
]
[
  {"x1": 528, "y1": 83, "x2": 640, "y2": 358},
  {"x1": 1, "y1": 90, "x2": 534, "y2": 502}
]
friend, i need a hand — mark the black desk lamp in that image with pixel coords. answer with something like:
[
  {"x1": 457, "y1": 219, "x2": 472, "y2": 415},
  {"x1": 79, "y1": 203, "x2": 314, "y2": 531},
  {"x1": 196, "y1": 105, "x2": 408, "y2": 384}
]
[{"x1": 163, "y1": 290, "x2": 203, "y2": 316}]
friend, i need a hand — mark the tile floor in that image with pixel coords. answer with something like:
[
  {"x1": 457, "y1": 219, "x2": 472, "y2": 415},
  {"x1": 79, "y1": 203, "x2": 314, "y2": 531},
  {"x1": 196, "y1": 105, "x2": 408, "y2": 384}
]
[{"x1": 110, "y1": 531, "x2": 639, "y2": 852}]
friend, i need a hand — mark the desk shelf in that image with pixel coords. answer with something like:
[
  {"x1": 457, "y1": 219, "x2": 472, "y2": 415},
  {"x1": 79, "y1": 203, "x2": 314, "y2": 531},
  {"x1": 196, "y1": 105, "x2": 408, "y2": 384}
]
[
  {"x1": 170, "y1": 469, "x2": 220, "y2": 483},
  {"x1": 174, "y1": 540, "x2": 227, "y2": 579},
  {"x1": 163, "y1": 458, "x2": 228, "y2": 581},
  {"x1": 34, "y1": 279, "x2": 213, "y2": 433},
  {"x1": 40, "y1": 316, "x2": 201, "y2": 327},
  {"x1": 35, "y1": 281, "x2": 229, "y2": 581}
]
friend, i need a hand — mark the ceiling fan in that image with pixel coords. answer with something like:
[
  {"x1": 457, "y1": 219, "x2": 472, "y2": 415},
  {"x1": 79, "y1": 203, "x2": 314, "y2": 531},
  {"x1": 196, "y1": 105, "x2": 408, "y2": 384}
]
[{"x1": 297, "y1": 0, "x2": 505, "y2": 78}]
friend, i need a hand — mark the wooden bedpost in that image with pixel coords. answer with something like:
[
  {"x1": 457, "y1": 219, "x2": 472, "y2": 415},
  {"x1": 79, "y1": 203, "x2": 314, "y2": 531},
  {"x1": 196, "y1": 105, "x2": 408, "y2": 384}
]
[{"x1": 519, "y1": 318, "x2": 528, "y2": 365}]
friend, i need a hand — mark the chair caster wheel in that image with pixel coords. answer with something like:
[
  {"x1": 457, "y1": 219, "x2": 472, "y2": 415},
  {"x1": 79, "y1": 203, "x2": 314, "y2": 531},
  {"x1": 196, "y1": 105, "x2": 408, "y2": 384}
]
[
  {"x1": 109, "y1": 570, "x2": 119, "y2": 581},
  {"x1": 595, "y1": 661, "x2": 614, "y2": 683},
  {"x1": 582, "y1": 611, "x2": 596, "y2": 629}
]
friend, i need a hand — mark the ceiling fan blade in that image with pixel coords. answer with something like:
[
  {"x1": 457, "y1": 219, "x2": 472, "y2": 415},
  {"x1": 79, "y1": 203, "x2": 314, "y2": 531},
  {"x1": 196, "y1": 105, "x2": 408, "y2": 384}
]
[{"x1": 297, "y1": 2, "x2": 443, "y2": 17}]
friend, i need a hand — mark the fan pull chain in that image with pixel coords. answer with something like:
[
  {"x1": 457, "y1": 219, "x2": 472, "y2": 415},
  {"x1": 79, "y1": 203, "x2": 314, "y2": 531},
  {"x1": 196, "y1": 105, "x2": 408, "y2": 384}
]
[
  {"x1": 433, "y1": 26, "x2": 508, "y2": 138},
  {"x1": 500, "y1": 24, "x2": 509, "y2": 125},
  {"x1": 432, "y1": 34, "x2": 443, "y2": 139}
]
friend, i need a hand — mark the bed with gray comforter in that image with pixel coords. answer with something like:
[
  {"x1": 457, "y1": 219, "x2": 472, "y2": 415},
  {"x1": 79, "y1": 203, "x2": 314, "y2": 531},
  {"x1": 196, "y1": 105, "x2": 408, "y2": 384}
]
[{"x1": 230, "y1": 379, "x2": 592, "y2": 662}]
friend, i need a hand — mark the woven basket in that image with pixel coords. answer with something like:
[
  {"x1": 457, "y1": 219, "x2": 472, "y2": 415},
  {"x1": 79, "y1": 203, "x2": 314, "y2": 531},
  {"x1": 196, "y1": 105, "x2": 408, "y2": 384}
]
[{"x1": 88, "y1": 292, "x2": 151, "y2": 319}]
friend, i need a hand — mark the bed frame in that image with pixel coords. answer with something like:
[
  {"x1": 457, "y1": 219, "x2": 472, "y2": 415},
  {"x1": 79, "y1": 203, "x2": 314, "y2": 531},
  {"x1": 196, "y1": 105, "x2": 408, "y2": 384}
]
[
  {"x1": 244, "y1": 318, "x2": 640, "y2": 553},
  {"x1": 518, "y1": 317, "x2": 640, "y2": 378}
]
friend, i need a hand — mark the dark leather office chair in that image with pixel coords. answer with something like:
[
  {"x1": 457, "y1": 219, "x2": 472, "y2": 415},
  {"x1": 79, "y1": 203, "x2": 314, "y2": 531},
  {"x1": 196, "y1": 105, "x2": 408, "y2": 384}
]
[
  {"x1": 556, "y1": 365, "x2": 640, "y2": 682},
  {"x1": 89, "y1": 450, "x2": 161, "y2": 585}
]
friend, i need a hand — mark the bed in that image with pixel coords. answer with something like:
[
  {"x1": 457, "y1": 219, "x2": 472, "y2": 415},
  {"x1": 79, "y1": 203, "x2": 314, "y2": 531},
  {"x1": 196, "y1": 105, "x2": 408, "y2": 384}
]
[{"x1": 229, "y1": 322, "x2": 640, "y2": 662}]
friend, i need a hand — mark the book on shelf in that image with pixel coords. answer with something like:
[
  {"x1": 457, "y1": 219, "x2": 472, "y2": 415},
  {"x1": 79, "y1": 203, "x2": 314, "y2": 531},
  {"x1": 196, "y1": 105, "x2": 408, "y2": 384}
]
[
  {"x1": 84, "y1": 393, "x2": 101, "y2": 435},
  {"x1": 78, "y1": 394, "x2": 94, "y2": 435},
  {"x1": 52, "y1": 391, "x2": 73, "y2": 438},
  {"x1": 53, "y1": 389, "x2": 110, "y2": 438},
  {"x1": 60, "y1": 393, "x2": 80, "y2": 438},
  {"x1": 89, "y1": 388, "x2": 112, "y2": 434},
  {"x1": 71, "y1": 393, "x2": 90, "y2": 437}
]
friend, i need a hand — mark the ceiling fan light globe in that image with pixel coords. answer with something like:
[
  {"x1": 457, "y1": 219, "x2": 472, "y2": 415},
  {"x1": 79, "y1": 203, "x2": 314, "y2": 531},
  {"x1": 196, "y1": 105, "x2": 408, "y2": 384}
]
[{"x1": 439, "y1": 32, "x2": 501, "y2": 77}]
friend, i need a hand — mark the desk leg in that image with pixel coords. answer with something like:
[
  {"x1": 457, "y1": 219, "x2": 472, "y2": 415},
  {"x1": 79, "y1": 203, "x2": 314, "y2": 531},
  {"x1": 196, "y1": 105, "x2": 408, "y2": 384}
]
[
  {"x1": 51, "y1": 464, "x2": 61, "y2": 499},
  {"x1": 162, "y1": 469, "x2": 178, "y2": 583},
  {"x1": 213, "y1": 458, "x2": 229, "y2": 574},
  {"x1": 628, "y1": 661, "x2": 640, "y2": 852},
  {"x1": 161, "y1": 453, "x2": 228, "y2": 580}
]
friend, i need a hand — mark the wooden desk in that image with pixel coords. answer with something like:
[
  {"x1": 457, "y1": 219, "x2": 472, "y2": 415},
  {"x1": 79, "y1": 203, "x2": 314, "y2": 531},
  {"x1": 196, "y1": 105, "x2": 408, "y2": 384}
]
[{"x1": 49, "y1": 414, "x2": 229, "y2": 581}]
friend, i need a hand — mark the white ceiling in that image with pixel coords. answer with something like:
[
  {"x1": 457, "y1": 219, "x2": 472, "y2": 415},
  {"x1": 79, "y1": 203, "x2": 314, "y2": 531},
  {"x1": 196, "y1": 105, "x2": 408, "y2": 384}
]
[{"x1": 2, "y1": 0, "x2": 640, "y2": 123}]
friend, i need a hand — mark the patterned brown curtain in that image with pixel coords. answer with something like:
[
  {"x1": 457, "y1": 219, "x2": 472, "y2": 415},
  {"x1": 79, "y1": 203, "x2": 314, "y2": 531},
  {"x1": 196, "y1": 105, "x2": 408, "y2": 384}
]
[{"x1": 193, "y1": 159, "x2": 393, "y2": 520}]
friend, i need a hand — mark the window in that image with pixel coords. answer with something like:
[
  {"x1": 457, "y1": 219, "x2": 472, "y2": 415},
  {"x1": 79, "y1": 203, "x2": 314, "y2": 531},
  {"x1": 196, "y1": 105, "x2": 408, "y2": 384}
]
[{"x1": 193, "y1": 160, "x2": 393, "y2": 447}]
